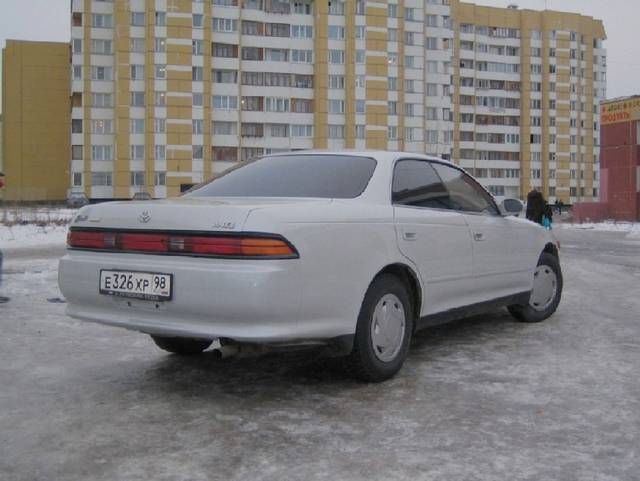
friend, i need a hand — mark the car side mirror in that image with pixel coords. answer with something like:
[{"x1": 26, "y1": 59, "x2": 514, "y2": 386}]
[{"x1": 499, "y1": 198, "x2": 523, "y2": 216}]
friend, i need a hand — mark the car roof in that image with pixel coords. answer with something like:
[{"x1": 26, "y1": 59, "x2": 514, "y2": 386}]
[{"x1": 261, "y1": 150, "x2": 454, "y2": 166}]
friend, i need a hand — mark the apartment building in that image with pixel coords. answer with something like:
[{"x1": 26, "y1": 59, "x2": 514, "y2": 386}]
[
  {"x1": 451, "y1": 2, "x2": 606, "y2": 202},
  {"x1": 70, "y1": 0, "x2": 605, "y2": 202}
]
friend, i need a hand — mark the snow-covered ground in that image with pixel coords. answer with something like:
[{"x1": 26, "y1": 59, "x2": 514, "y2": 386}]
[
  {"x1": 561, "y1": 221, "x2": 640, "y2": 238},
  {"x1": 1, "y1": 206, "x2": 76, "y2": 224},
  {"x1": 0, "y1": 224, "x2": 69, "y2": 249},
  {"x1": 0, "y1": 206, "x2": 74, "y2": 249}
]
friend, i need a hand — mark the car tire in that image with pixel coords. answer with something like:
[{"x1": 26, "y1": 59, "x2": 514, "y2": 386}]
[
  {"x1": 346, "y1": 274, "x2": 413, "y2": 382},
  {"x1": 150, "y1": 335, "x2": 212, "y2": 355},
  {"x1": 508, "y1": 252, "x2": 563, "y2": 323}
]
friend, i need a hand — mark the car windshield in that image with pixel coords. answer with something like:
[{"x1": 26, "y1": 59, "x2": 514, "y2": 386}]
[{"x1": 187, "y1": 154, "x2": 377, "y2": 199}]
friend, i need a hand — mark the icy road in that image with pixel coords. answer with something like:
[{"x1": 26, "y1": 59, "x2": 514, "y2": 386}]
[{"x1": 0, "y1": 227, "x2": 639, "y2": 481}]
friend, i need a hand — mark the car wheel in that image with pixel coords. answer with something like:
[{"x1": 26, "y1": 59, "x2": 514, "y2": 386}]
[
  {"x1": 150, "y1": 335, "x2": 212, "y2": 355},
  {"x1": 508, "y1": 252, "x2": 563, "y2": 323},
  {"x1": 347, "y1": 274, "x2": 413, "y2": 382}
]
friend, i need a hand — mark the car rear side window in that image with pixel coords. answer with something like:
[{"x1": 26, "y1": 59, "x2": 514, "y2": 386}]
[
  {"x1": 392, "y1": 160, "x2": 450, "y2": 209},
  {"x1": 187, "y1": 154, "x2": 377, "y2": 199}
]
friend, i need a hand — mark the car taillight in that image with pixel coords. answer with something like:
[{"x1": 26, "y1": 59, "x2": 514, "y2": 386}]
[
  {"x1": 67, "y1": 229, "x2": 298, "y2": 259},
  {"x1": 67, "y1": 230, "x2": 106, "y2": 249}
]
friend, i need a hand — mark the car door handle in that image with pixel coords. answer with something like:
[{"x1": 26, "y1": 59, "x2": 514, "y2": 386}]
[
  {"x1": 473, "y1": 232, "x2": 485, "y2": 241},
  {"x1": 402, "y1": 231, "x2": 417, "y2": 241}
]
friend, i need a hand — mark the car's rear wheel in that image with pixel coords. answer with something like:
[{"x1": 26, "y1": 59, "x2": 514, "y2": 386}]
[
  {"x1": 508, "y1": 252, "x2": 562, "y2": 323},
  {"x1": 150, "y1": 335, "x2": 212, "y2": 355},
  {"x1": 347, "y1": 274, "x2": 413, "y2": 382}
]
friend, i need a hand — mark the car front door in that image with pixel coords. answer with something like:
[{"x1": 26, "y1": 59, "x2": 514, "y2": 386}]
[
  {"x1": 430, "y1": 163, "x2": 532, "y2": 301},
  {"x1": 392, "y1": 159, "x2": 475, "y2": 316}
]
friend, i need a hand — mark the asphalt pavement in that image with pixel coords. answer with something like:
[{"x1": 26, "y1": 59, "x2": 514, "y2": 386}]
[{"x1": 0, "y1": 228, "x2": 638, "y2": 481}]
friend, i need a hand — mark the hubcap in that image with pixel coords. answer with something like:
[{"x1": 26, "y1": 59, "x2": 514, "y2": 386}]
[
  {"x1": 529, "y1": 265, "x2": 558, "y2": 311},
  {"x1": 370, "y1": 294, "x2": 406, "y2": 362}
]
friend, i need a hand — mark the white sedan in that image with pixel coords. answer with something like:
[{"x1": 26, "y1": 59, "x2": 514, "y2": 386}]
[{"x1": 59, "y1": 151, "x2": 562, "y2": 381}]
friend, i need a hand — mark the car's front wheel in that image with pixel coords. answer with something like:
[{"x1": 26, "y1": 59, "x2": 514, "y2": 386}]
[
  {"x1": 347, "y1": 274, "x2": 413, "y2": 382},
  {"x1": 150, "y1": 335, "x2": 212, "y2": 355},
  {"x1": 508, "y1": 252, "x2": 563, "y2": 323}
]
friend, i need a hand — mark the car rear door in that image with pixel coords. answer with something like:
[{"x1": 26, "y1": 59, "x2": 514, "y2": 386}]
[
  {"x1": 392, "y1": 159, "x2": 475, "y2": 316},
  {"x1": 430, "y1": 162, "x2": 532, "y2": 300}
]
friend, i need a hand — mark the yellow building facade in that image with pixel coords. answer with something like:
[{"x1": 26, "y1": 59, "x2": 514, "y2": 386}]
[
  {"x1": 1, "y1": 40, "x2": 71, "y2": 201},
  {"x1": 451, "y1": 2, "x2": 606, "y2": 202}
]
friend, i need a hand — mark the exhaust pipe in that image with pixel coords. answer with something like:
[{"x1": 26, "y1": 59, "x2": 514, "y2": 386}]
[{"x1": 212, "y1": 343, "x2": 240, "y2": 360}]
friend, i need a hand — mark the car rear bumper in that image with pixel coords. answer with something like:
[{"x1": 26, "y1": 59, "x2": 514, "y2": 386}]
[{"x1": 59, "y1": 250, "x2": 312, "y2": 342}]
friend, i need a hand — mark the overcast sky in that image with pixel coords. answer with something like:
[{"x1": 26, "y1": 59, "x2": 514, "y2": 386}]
[{"x1": 1, "y1": 0, "x2": 639, "y2": 109}]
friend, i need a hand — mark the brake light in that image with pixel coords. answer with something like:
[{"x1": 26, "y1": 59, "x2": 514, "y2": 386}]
[
  {"x1": 67, "y1": 230, "x2": 106, "y2": 249},
  {"x1": 67, "y1": 230, "x2": 298, "y2": 259}
]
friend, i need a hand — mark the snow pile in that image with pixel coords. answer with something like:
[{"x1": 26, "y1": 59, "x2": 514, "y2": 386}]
[
  {"x1": 0, "y1": 206, "x2": 76, "y2": 225},
  {"x1": 561, "y1": 221, "x2": 640, "y2": 238},
  {"x1": 0, "y1": 224, "x2": 68, "y2": 249}
]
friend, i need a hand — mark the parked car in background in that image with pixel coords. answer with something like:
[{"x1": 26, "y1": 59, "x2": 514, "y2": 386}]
[
  {"x1": 67, "y1": 191, "x2": 89, "y2": 208},
  {"x1": 58, "y1": 151, "x2": 562, "y2": 382},
  {"x1": 132, "y1": 192, "x2": 152, "y2": 201}
]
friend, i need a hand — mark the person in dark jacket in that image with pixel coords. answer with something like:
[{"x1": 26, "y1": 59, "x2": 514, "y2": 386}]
[{"x1": 526, "y1": 189, "x2": 546, "y2": 225}]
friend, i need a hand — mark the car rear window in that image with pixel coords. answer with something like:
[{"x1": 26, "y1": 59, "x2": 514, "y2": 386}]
[{"x1": 187, "y1": 154, "x2": 377, "y2": 199}]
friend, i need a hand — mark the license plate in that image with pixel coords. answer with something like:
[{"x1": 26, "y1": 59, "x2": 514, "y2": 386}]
[{"x1": 99, "y1": 270, "x2": 173, "y2": 301}]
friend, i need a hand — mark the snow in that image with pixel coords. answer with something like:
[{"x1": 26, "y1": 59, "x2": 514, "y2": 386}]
[
  {"x1": 0, "y1": 207, "x2": 74, "y2": 249},
  {"x1": 0, "y1": 224, "x2": 68, "y2": 249},
  {"x1": 561, "y1": 221, "x2": 640, "y2": 239},
  {"x1": 1, "y1": 206, "x2": 76, "y2": 224}
]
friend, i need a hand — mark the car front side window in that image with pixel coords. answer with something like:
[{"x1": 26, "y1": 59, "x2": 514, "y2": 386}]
[{"x1": 430, "y1": 163, "x2": 499, "y2": 216}]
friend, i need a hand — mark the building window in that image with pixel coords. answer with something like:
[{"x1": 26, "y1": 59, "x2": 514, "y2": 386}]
[
  {"x1": 213, "y1": 95, "x2": 238, "y2": 110},
  {"x1": 92, "y1": 145, "x2": 113, "y2": 161},
  {"x1": 154, "y1": 145, "x2": 166, "y2": 160},
  {"x1": 72, "y1": 145, "x2": 83, "y2": 160},
  {"x1": 91, "y1": 66, "x2": 113, "y2": 81},
  {"x1": 154, "y1": 172, "x2": 166, "y2": 186},
  {"x1": 328, "y1": 26, "x2": 344, "y2": 39},
  {"x1": 192, "y1": 67, "x2": 203, "y2": 81},
  {"x1": 72, "y1": 119, "x2": 83, "y2": 134},
  {"x1": 130, "y1": 145, "x2": 145, "y2": 161},
  {"x1": 130, "y1": 172, "x2": 145, "y2": 187},
  {"x1": 193, "y1": 146, "x2": 204, "y2": 160},
  {"x1": 72, "y1": 39, "x2": 82, "y2": 54},
  {"x1": 329, "y1": 0, "x2": 345, "y2": 15},
  {"x1": 192, "y1": 40, "x2": 203, "y2": 56},
  {"x1": 130, "y1": 92, "x2": 145, "y2": 107},
  {"x1": 92, "y1": 120, "x2": 113, "y2": 134},
  {"x1": 131, "y1": 65, "x2": 144, "y2": 80},
  {"x1": 92, "y1": 14, "x2": 113, "y2": 28},
  {"x1": 328, "y1": 125, "x2": 345, "y2": 139},
  {"x1": 291, "y1": 49, "x2": 312, "y2": 63},
  {"x1": 130, "y1": 119, "x2": 145, "y2": 134},
  {"x1": 131, "y1": 12, "x2": 145, "y2": 26},
  {"x1": 213, "y1": 121, "x2": 237, "y2": 135},
  {"x1": 154, "y1": 38, "x2": 166, "y2": 52},
  {"x1": 328, "y1": 50, "x2": 345, "y2": 64},
  {"x1": 91, "y1": 172, "x2": 112, "y2": 186},
  {"x1": 129, "y1": 38, "x2": 144, "y2": 53},
  {"x1": 72, "y1": 173, "x2": 83, "y2": 187},
  {"x1": 154, "y1": 92, "x2": 166, "y2": 107},
  {"x1": 192, "y1": 14, "x2": 204, "y2": 28},
  {"x1": 192, "y1": 120, "x2": 204, "y2": 134},
  {"x1": 328, "y1": 99, "x2": 344, "y2": 114},
  {"x1": 291, "y1": 124, "x2": 313, "y2": 137},
  {"x1": 155, "y1": 12, "x2": 166, "y2": 26},
  {"x1": 213, "y1": 17, "x2": 238, "y2": 32},
  {"x1": 212, "y1": 147, "x2": 238, "y2": 162},
  {"x1": 329, "y1": 75, "x2": 345, "y2": 89},
  {"x1": 90, "y1": 93, "x2": 112, "y2": 109}
]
